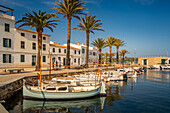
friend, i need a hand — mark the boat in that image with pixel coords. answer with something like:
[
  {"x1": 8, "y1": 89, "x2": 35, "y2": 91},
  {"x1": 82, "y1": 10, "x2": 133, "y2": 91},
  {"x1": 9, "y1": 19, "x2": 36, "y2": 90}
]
[
  {"x1": 127, "y1": 71, "x2": 138, "y2": 78},
  {"x1": 23, "y1": 79, "x2": 106, "y2": 100}
]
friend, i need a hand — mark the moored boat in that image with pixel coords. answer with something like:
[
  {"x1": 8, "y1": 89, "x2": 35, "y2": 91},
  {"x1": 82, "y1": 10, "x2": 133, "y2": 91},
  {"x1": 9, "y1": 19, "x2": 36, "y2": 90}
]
[{"x1": 23, "y1": 79, "x2": 106, "y2": 100}]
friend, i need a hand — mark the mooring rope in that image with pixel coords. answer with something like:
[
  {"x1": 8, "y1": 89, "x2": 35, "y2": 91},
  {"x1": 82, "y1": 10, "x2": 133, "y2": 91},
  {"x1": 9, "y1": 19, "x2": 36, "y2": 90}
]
[{"x1": 14, "y1": 85, "x2": 23, "y2": 92}]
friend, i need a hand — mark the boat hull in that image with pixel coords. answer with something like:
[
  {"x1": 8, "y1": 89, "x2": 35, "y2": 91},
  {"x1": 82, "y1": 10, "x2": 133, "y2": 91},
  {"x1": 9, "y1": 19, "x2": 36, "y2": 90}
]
[{"x1": 23, "y1": 85, "x2": 102, "y2": 100}]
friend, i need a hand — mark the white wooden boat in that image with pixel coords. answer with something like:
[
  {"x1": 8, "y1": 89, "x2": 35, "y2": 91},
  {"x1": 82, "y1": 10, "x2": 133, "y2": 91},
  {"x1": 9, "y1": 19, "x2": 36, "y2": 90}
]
[
  {"x1": 23, "y1": 79, "x2": 106, "y2": 100},
  {"x1": 127, "y1": 71, "x2": 138, "y2": 78}
]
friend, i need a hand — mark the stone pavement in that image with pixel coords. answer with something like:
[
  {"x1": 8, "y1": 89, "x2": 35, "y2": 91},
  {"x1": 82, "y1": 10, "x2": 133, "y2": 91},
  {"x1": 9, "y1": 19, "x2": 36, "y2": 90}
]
[
  {"x1": 0, "y1": 66, "x2": 117, "y2": 86},
  {"x1": 0, "y1": 103, "x2": 8, "y2": 113}
]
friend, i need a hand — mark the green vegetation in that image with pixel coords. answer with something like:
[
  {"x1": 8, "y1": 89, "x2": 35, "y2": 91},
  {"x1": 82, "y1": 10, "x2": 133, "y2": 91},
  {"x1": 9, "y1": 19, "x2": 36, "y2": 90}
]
[
  {"x1": 52, "y1": 0, "x2": 88, "y2": 68},
  {"x1": 74, "y1": 14, "x2": 104, "y2": 68},
  {"x1": 16, "y1": 10, "x2": 60, "y2": 70}
]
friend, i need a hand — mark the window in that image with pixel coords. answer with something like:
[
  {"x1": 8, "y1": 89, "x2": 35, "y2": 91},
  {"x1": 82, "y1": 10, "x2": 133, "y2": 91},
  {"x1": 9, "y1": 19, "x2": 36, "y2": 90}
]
[
  {"x1": 82, "y1": 48, "x2": 85, "y2": 54},
  {"x1": 3, "y1": 38, "x2": 11, "y2": 48},
  {"x1": 43, "y1": 44, "x2": 46, "y2": 51},
  {"x1": 79, "y1": 51, "x2": 80, "y2": 54},
  {"x1": 74, "y1": 50, "x2": 76, "y2": 54},
  {"x1": 20, "y1": 55, "x2": 25, "y2": 62},
  {"x1": 64, "y1": 49, "x2": 66, "y2": 53},
  {"x1": 21, "y1": 41, "x2": 25, "y2": 49},
  {"x1": 53, "y1": 48, "x2": 55, "y2": 53},
  {"x1": 43, "y1": 37, "x2": 46, "y2": 40},
  {"x1": 32, "y1": 35, "x2": 36, "y2": 38},
  {"x1": 74, "y1": 59, "x2": 76, "y2": 63},
  {"x1": 21, "y1": 33, "x2": 25, "y2": 37},
  {"x1": 43, "y1": 56, "x2": 46, "y2": 62},
  {"x1": 32, "y1": 43, "x2": 36, "y2": 50},
  {"x1": 5, "y1": 23, "x2": 10, "y2": 32},
  {"x1": 90, "y1": 52, "x2": 92, "y2": 55},
  {"x1": 58, "y1": 57, "x2": 61, "y2": 60},
  {"x1": 93, "y1": 52, "x2": 96, "y2": 56},
  {"x1": 3, "y1": 54, "x2": 11, "y2": 63},
  {"x1": 59, "y1": 48, "x2": 61, "y2": 53}
]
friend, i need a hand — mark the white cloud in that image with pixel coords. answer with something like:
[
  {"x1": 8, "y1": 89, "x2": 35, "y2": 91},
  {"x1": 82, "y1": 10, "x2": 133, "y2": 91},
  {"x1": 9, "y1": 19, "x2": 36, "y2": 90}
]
[
  {"x1": 84, "y1": 0, "x2": 103, "y2": 5},
  {"x1": 42, "y1": 0, "x2": 56, "y2": 6},
  {"x1": 134, "y1": 0, "x2": 154, "y2": 5},
  {"x1": 1, "y1": 0, "x2": 31, "y2": 9}
]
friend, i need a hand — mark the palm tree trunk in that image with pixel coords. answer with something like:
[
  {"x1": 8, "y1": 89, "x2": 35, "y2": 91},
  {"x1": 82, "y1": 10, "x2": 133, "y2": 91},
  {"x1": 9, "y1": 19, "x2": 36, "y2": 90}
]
[
  {"x1": 66, "y1": 17, "x2": 71, "y2": 69},
  {"x1": 116, "y1": 47, "x2": 119, "y2": 64},
  {"x1": 99, "y1": 49, "x2": 102, "y2": 65},
  {"x1": 123, "y1": 55, "x2": 124, "y2": 66},
  {"x1": 85, "y1": 31, "x2": 90, "y2": 68},
  {"x1": 109, "y1": 46, "x2": 112, "y2": 63},
  {"x1": 36, "y1": 29, "x2": 42, "y2": 71}
]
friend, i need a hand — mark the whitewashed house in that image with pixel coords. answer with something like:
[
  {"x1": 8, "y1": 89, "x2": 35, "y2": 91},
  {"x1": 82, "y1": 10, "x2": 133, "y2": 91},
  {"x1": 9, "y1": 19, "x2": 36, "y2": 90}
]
[{"x1": 50, "y1": 41, "x2": 99, "y2": 66}]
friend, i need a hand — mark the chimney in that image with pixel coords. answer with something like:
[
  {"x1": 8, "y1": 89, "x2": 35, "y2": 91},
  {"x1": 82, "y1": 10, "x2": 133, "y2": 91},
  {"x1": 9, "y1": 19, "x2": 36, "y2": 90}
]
[{"x1": 77, "y1": 40, "x2": 80, "y2": 45}]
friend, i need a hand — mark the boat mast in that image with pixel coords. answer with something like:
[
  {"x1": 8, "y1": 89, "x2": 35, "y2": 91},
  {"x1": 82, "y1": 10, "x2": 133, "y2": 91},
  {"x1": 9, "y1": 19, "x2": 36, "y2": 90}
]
[{"x1": 40, "y1": 50, "x2": 42, "y2": 87}]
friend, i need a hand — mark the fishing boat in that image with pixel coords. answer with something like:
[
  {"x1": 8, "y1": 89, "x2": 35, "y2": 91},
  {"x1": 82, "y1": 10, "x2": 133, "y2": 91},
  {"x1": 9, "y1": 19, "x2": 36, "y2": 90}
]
[
  {"x1": 23, "y1": 79, "x2": 106, "y2": 100},
  {"x1": 127, "y1": 71, "x2": 138, "y2": 78}
]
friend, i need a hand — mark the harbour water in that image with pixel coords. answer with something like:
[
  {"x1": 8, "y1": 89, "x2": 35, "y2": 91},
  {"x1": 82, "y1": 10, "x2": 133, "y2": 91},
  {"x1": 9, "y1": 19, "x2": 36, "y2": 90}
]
[{"x1": 3, "y1": 70, "x2": 170, "y2": 113}]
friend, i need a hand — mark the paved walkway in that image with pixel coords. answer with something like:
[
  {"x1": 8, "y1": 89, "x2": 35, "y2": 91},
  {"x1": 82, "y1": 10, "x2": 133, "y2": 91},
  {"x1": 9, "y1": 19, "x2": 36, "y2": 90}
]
[
  {"x1": 0, "y1": 104, "x2": 8, "y2": 113},
  {"x1": 0, "y1": 66, "x2": 117, "y2": 86}
]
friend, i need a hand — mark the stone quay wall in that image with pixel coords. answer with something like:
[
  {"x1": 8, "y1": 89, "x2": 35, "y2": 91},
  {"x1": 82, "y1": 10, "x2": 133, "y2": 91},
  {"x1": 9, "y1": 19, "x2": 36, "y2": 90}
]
[{"x1": 0, "y1": 79, "x2": 23, "y2": 101}]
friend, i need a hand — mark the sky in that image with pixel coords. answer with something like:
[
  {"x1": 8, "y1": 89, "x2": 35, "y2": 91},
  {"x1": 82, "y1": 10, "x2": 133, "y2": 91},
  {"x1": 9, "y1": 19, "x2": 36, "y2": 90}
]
[{"x1": 1, "y1": 0, "x2": 170, "y2": 57}]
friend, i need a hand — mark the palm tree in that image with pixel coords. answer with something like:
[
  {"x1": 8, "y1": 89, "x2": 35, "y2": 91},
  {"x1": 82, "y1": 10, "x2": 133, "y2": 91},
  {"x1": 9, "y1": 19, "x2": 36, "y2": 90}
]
[
  {"x1": 105, "y1": 52, "x2": 109, "y2": 63},
  {"x1": 91, "y1": 38, "x2": 107, "y2": 65},
  {"x1": 101, "y1": 53, "x2": 105, "y2": 62},
  {"x1": 113, "y1": 38, "x2": 126, "y2": 64},
  {"x1": 52, "y1": 0, "x2": 88, "y2": 69},
  {"x1": 120, "y1": 49, "x2": 129, "y2": 65},
  {"x1": 16, "y1": 10, "x2": 59, "y2": 70},
  {"x1": 106, "y1": 37, "x2": 116, "y2": 63},
  {"x1": 74, "y1": 15, "x2": 104, "y2": 68},
  {"x1": 111, "y1": 53, "x2": 116, "y2": 63}
]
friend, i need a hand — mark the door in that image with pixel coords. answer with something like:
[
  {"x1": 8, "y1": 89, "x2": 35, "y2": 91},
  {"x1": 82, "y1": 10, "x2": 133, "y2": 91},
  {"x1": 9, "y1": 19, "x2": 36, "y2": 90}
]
[
  {"x1": 32, "y1": 55, "x2": 36, "y2": 66},
  {"x1": 78, "y1": 58, "x2": 80, "y2": 65},
  {"x1": 63, "y1": 58, "x2": 65, "y2": 66},
  {"x1": 143, "y1": 59, "x2": 147, "y2": 65},
  {"x1": 161, "y1": 59, "x2": 166, "y2": 64}
]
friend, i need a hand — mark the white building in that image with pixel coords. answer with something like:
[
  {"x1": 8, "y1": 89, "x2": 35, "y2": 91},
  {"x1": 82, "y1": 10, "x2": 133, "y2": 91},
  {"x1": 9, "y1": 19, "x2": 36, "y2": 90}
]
[
  {"x1": 0, "y1": 6, "x2": 50, "y2": 67},
  {"x1": 50, "y1": 41, "x2": 99, "y2": 66}
]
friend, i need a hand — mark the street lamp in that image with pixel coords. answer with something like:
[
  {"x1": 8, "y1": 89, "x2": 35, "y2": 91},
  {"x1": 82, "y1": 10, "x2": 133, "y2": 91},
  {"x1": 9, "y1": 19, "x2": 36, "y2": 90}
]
[{"x1": 134, "y1": 49, "x2": 136, "y2": 64}]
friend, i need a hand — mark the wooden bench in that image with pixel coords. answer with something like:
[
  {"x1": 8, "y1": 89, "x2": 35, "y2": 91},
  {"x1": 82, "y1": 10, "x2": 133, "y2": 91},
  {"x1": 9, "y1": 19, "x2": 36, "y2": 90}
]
[{"x1": 8, "y1": 69, "x2": 24, "y2": 74}]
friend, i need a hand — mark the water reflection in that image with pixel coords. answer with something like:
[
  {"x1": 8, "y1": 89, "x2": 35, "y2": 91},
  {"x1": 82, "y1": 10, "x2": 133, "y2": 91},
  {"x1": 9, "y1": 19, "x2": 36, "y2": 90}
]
[
  {"x1": 143, "y1": 70, "x2": 170, "y2": 82},
  {"x1": 23, "y1": 97, "x2": 106, "y2": 113}
]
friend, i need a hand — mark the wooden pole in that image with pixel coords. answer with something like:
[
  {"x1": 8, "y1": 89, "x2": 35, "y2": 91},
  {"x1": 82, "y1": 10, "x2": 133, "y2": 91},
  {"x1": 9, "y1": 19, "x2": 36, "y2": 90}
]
[
  {"x1": 40, "y1": 54, "x2": 42, "y2": 87},
  {"x1": 95, "y1": 72, "x2": 96, "y2": 88},
  {"x1": 49, "y1": 53, "x2": 51, "y2": 80}
]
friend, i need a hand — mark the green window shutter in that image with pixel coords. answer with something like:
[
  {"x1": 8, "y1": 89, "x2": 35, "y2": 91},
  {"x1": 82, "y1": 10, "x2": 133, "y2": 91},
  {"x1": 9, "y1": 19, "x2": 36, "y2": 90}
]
[
  {"x1": 9, "y1": 54, "x2": 11, "y2": 63},
  {"x1": 43, "y1": 56, "x2": 46, "y2": 62},
  {"x1": 9, "y1": 39, "x2": 11, "y2": 47},
  {"x1": 3, "y1": 54, "x2": 6, "y2": 63},
  {"x1": 21, "y1": 55, "x2": 25, "y2": 62},
  {"x1": 5, "y1": 23, "x2": 9, "y2": 32},
  {"x1": 3, "y1": 38, "x2": 5, "y2": 47}
]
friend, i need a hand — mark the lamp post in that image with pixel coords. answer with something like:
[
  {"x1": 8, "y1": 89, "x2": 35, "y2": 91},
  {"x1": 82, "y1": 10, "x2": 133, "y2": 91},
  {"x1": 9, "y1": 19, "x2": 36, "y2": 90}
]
[{"x1": 134, "y1": 49, "x2": 136, "y2": 64}]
